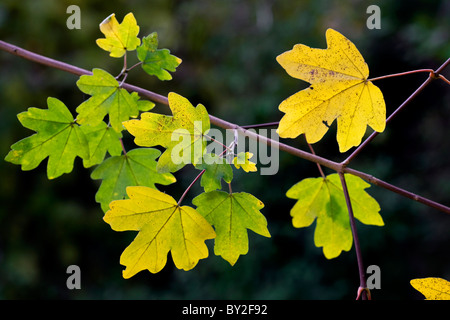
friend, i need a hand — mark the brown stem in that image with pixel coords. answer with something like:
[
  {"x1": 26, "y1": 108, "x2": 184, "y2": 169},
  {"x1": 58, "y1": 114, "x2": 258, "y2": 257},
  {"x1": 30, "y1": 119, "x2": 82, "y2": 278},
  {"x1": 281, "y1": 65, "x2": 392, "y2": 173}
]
[
  {"x1": 177, "y1": 169, "x2": 205, "y2": 205},
  {"x1": 343, "y1": 57, "x2": 450, "y2": 166},
  {"x1": 368, "y1": 69, "x2": 435, "y2": 82},
  {"x1": 338, "y1": 172, "x2": 369, "y2": 300},
  {"x1": 307, "y1": 143, "x2": 326, "y2": 179}
]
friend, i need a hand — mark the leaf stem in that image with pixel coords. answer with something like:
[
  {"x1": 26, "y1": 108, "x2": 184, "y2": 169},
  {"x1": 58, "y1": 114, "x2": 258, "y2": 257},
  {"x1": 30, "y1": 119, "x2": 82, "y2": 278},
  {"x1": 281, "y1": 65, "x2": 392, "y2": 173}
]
[
  {"x1": 338, "y1": 172, "x2": 369, "y2": 300},
  {"x1": 438, "y1": 74, "x2": 450, "y2": 85},
  {"x1": 307, "y1": 143, "x2": 326, "y2": 179},
  {"x1": 204, "y1": 133, "x2": 231, "y2": 151},
  {"x1": 368, "y1": 69, "x2": 435, "y2": 82},
  {"x1": 343, "y1": 57, "x2": 450, "y2": 166},
  {"x1": 116, "y1": 52, "x2": 128, "y2": 80},
  {"x1": 177, "y1": 169, "x2": 205, "y2": 206},
  {"x1": 240, "y1": 121, "x2": 280, "y2": 129},
  {"x1": 120, "y1": 138, "x2": 127, "y2": 155},
  {"x1": 127, "y1": 61, "x2": 143, "y2": 72}
]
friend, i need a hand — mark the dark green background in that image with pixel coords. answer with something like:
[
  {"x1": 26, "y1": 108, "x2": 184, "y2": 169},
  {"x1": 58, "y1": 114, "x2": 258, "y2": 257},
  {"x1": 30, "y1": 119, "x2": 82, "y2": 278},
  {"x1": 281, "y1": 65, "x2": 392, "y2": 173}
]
[{"x1": 0, "y1": 0, "x2": 449, "y2": 299}]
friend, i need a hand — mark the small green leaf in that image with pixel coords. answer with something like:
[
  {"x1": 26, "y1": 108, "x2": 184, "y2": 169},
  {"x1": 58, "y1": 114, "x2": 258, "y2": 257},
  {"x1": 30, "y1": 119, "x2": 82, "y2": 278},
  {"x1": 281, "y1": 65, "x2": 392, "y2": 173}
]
[
  {"x1": 5, "y1": 97, "x2": 89, "y2": 179},
  {"x1": 80, "y1": 121, "x2": 123, "y2": 168},
  {"x1": 96, "y1": 13, "x2": 141, "y2": 58},
  {"x1": 76, "y1": 68, "x2": 143, "y2": 132},
  {"x1": 193, "y1": 191, "x2": 270, "y2": 265},
  {"x1": 232, "y1": 152, "x2": 257, "y2": 172},
  {"x1": 137, "y1": 32, "x2": 182, "y2": 80},
  {"x1": 286, "y1": 173, "x2": 383, "y2": 259},
  {"x1": 195, "y1": 153, "x2": 233, "y2": 192},
  {"x1": 91, "y1": 148, "x2": 176, "y2": 212}
]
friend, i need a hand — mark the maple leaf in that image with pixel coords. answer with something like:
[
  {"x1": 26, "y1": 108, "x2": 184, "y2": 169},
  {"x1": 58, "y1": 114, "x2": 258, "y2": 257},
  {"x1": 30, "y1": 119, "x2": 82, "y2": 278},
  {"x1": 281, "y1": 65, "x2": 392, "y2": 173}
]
[
  {"x1": 91, "y1": 148, "x2": 176, "y2": 212},
  {"x1": 232, "y1": 152, "x2": 257, "y2": 173},
  {"x1": 123, "y1": 92, "x2": 210, "y2": 173},
  {"x1": 410, "y1": 277, "x2": 450, "y2": 300},
  {"x1": 5, "y1": 97, "x2": 89, "y2": 179},
  {"x1": 277, "y1": 28, "x2": 386, "y2": 152},
  {"x1": 80, "y1": 121, "x2": 123, "y2": 168},
  {"x1": 76, "y1": 68, "x2": 151, "y2": 132},
  {"x1": 286, "y1": 173, "x2": 383, "y2": 259},
  {"x1": 96, "y1": 13, "x2": 141, "y2": 58},
  {"x1": 137, "y1": 32, "x2": 182, "y2": 81},
  {"x1": 104, "y1": 186, "x2": 216, "y2": 277},
  {"x1": 193, "y1": 191, "x2": 270, "y2": 266},
  {"x1": 195, "y1": 153, "x2": 233, "y2": 192}
]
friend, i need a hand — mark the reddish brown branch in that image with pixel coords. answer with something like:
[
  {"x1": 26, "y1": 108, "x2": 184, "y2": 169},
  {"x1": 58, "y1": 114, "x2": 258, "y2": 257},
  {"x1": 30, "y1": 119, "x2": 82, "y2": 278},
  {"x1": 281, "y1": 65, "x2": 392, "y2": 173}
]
[{"x1": 1, "y1": 39, "x2": 449, "y2": 215}]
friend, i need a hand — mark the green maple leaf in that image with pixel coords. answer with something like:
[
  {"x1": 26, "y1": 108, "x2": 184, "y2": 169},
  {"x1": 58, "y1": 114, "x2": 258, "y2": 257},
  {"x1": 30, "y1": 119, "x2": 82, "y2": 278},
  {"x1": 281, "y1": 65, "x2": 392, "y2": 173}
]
[
  {"x1": 286, "y1": 173, "x2": 383, "y2": 259},
  {"x1": 96, "y1": 13, "x2": 141, "y2": 58},
  {"x1": 76, "y1": 68, "x2": 153, "y2": 132},
  {"x1": 137, "y1": 32, "x2": 182, "y2": 81},
  {"x1": 5, "y1": 97, "x2": 89, "y2": 179},
  {"x1": 195, "y1": 153, "x2": 233, "y2": 192},
  {"x1": 91, "y1": 148, "x2": 176, "y2": 212},
  {"x1": 193, "y1": 191, "x2": 271, "y2": 265},
  {"x1": 123, "y1": 92, "x2": 210, "y2": 173},
  {"x1": 104, "y1": 186, "x2": 216, "y2": 277},
  {"x1": 80, "y1": 121, "x2": 123, "y2": 168}
]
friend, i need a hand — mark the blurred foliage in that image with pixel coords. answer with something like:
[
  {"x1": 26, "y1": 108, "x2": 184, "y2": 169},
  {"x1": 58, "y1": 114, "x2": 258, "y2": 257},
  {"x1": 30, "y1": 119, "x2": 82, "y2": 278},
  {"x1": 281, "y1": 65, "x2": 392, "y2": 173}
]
[{"x1": 0, "y1": 0, "x2": 449, "y2": 299}]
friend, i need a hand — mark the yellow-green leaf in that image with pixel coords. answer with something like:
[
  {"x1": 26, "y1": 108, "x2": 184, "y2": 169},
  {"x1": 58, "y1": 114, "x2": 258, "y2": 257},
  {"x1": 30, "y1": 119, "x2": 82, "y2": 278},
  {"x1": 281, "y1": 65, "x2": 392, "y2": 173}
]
[
  {"x1": 76, "y1": 69, "x2": 148, "y2": 132},
  {"x1": 286, "y1": 173, "x2": 383, "y2": 259},
  {"x1": 104, "y1": 186, "x2": 216, "y2": 277},
  {"x1": 277, "y1": 28, "x2": 386, "y2": 152},
  {"x1": 91, "y1": 148, "x2": 176, "y2": 212},
  {"x1": 195, "y1": 153, "x2": 233, "y2": 192},
  {"x1": 123, "y1": 92, "x2": 210, "y2": 173},
  {"x1": 193, "y1": 191, "x2": 270, "y2": 266},
  {"x1": 410, "y1": 277, "x2": 450, "y2": 300},
  {"x1": 5, "y1": 97, "x2": 89, "y2": 179},
  {"x1": 137, "y1": 32, "x2": 182, "y2": 80},
  {"x1": 96, "y1": 13, "x2": 141, "y2": 58}
]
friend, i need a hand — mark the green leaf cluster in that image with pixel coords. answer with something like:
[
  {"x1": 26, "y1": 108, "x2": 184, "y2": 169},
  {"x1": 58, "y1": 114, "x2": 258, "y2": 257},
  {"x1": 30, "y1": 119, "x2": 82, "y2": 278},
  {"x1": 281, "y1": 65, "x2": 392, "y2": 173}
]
[
  {"x1": 4, "y1": 13, "x2": 183, "y2": 209},
  {"x1": 6, "y1": 13, "x2": 272, "y2": 277},
  {"x1": 5, "y1": 13, "x2": 388, "y2": 279}
]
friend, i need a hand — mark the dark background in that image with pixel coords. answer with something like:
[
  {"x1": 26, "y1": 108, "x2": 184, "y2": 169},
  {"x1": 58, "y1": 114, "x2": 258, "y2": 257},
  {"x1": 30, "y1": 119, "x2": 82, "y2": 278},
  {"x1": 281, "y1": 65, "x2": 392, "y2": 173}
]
[{"x1": 0, "y1": 0, "x2": 449, "y2": 299}]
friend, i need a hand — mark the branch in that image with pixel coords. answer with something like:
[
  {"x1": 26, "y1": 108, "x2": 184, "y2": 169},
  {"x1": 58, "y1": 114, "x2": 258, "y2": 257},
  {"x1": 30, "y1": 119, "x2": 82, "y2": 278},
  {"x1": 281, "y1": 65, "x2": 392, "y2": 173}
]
[
  {"x1": 343, "y1": 57, "x2": 450, "y2": 165},
  {"x1": 1, "y1": 39, "x2": 449, "y2": 215}
]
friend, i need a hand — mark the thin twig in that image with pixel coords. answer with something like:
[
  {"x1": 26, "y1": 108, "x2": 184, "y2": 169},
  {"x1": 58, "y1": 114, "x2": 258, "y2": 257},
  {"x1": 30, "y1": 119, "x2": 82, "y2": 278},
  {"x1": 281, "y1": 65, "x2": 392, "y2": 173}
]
[
  {"x1": 127, "y1": 61, "x2": 143, "y2": 72},
  {"x1": 1, "y1": 39, "x2": 449, "y2": 214},
  {"x1": 120, "y1": 138, "x2": 127, "y2": 156},
  {"x1": 338, "y1": 172, "x2": 369, "y2": 300},
  {"x1": 116, "y1": 52, "x2": 128, "y2": 80},
  {"x1": 343, "y1": 57, "x2": 450, "y2": 166},
  {"x1": 307, "y1": 143, "x2": 326, "y2": 179},
  {"x1": 368, "y1": 69, "x2": 435, "y2": 82},
  {"x1": 438, "y1": 74, "x2": 450, "y2": 85},
  {"x1": 177, "y1": 169, "x2": 205, "y2": 205},
  {"x1": 240, "y1": 121, "x2": 279, "y2": 129}
]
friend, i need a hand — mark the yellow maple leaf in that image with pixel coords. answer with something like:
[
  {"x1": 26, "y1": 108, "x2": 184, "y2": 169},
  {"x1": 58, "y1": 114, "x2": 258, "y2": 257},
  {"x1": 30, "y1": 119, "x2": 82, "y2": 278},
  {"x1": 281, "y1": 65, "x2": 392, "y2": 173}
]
[
  {"x1": 96, "y1": 13, "x2": 141, "y2": 58},
  {"x1": 410, "y1": 277, "x2": 450, "y2": 300},
  {"x1": 104, "y1": 186, "x2": 216, "y2": 278},
  {"x1": 276, "y1": 28, "x2": 386, "y2": 152},
  {"x1": 232, "y1": 152, "x2": 257, "y2": 172}
]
